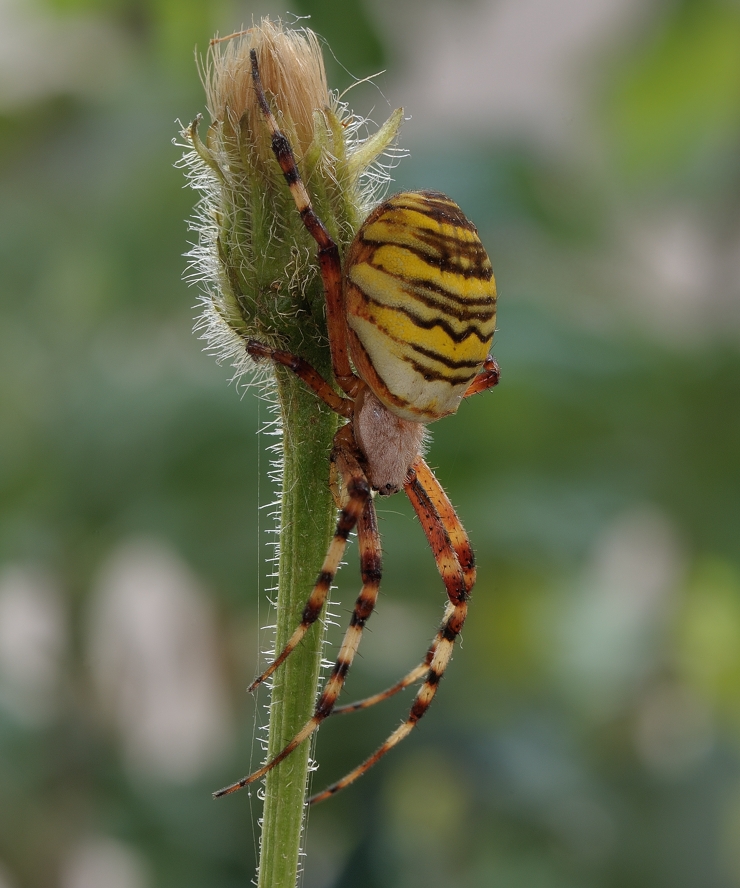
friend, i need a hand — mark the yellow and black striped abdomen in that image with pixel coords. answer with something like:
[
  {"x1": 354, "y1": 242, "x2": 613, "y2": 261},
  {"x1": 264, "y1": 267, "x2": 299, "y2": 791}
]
[{"x1": 344, "y1": 191, "x2": 497, "y2": 422}]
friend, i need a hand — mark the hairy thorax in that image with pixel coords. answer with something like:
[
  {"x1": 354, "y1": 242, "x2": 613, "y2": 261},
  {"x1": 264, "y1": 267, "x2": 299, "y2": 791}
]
[{"x1": 353, "y1": 388, "x2": 427, "y2": 495}]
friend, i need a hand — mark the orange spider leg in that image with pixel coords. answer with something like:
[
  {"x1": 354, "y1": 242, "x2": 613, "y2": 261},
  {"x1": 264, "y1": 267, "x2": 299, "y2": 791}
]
[
  {"x1": 250, "y1": 49, "x2": 360, "y2": 398},
  {"x1": 244, "y1": 426, "x2": 366, "y2": 694},
  {"x1": 246, "y1": 340, "x2": 352, "y2": 417},
  {"x1": 464, "y1": 355, "x2": 500, "y2": 399},
  {"x1": 309, "y1": 462, "x2": 471, "y2": 804},
  {"x1": 333, "y1": 453, "x2": 476, "y2": 715},
  {"x1": 406, "y1": 461, "x2": 471, "y2": 601},
  {"x1": 214, "y1": 469, "x2": 383, "y2": 798},
  {"x1": 410, "y1": 456, "x2": 476, "y2": 591},
  {"x1": 333, "y1": 420, "x2": 490, "y2": 717},
  {"x1": 331, "y1": 654, "x2": 433, "y2": 715},
  {"x1": 332, "y1": 454, "x2": 478, "y2": 715}
]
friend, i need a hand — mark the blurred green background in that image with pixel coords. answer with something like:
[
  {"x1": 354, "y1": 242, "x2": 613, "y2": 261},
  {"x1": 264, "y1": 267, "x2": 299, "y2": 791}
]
[{"x1": 1, "y1": 0, "x2": 740, "y2": 886}]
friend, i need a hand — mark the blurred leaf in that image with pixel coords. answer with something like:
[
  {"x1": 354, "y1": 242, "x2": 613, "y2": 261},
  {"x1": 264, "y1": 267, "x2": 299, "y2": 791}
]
[
  {"x1": 676, "y1": 558, "x2": 740, "y2": 712},
  {"x1": 605, "y1": 0, "x2": 740, "y2": 180},
  {"x1": 505, "y1": 152, "x2": 605, "y2": 244}
]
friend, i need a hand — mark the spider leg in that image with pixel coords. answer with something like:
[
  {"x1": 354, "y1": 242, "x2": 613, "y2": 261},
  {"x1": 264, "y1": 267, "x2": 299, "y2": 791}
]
[
  {"x1": 250, "y1": 49, "x2": 360, "y2": 398},
  {"x1": 332, "y1": 450, "x2": 478, "y2": 714},
  {"x1": 246, "y1": 339, "x2": 352, "y2": 418},
  {"x1": 214, "y1": 477, "x2": 382, "y2": 798},
  {"x1": 309, "y1": 462, "x2": 472, "y2": 804},
  {"x1": 463, "y1": 355, "x2": 500, "y2": 399},
  {"x1": 245, "y1": 427, "x2": 368, "y2": 694},
  {"x1": 408, "y1": 457, "x2": 476, "y2": 592},
  {"x1": 333, "y1": 453, "x2": 477, "y2": 715},
  {"x1": 331, "y1": 651, "x2": 433, "y2": 715}
]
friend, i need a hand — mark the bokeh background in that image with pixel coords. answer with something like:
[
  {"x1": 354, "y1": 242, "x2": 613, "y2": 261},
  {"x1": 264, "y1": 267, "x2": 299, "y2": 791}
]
[{"x1": 2, "y1": 0, "x2": 740, "y2": 886}]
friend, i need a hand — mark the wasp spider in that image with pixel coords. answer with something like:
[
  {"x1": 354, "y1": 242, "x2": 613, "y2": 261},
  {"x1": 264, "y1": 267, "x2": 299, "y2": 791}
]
[{"x1": 215, "y1": 50, "x2": 500, "y2": 805}]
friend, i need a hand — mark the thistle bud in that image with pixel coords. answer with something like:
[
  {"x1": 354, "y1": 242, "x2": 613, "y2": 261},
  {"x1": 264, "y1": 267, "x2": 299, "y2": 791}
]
[{"x1": 180, "y1": 19, "x2": 404, "y2": 382}]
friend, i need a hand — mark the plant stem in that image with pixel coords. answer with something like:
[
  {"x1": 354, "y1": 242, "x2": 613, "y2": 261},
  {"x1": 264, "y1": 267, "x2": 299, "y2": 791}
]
[
  {"x1": 182, "y1": 24, "x2": 404, "y2": 884},
  {"x1": 257, "y1": 367, "x2": 339, "y2": 888}
]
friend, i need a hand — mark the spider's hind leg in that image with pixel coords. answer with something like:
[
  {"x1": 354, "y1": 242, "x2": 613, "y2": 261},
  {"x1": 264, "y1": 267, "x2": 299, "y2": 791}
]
[
  {"x1": 331, "y1": 653, "x2": 433, "y2": 715},
  {"x1": 309, "y1": 457, "x2": 473, "y2": 804},
  {"x1": 244, "y1": 426, "x2": 366, "y2": 695},
  {"x1": 214, "y1": 453, "x2": 383, "y2": 798},
  {"x1": 408, "y1": 457, "x2": 477, "y2": 593},
  {"x1": 332, "y1": 453, "x2": 474, "y2": 716}
]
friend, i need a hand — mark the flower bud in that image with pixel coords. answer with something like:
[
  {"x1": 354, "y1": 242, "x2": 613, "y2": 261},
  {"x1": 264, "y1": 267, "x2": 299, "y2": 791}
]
[{"x1": 180, "y1": 19, "x2": 404, "y2": 382}]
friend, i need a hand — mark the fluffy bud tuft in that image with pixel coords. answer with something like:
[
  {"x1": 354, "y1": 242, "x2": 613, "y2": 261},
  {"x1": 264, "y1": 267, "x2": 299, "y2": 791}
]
[
  {"x1": 205, "y1": 22, "x2": 327, "y2": 162},
  {"x1": 179, "y1": 18, "x2": 405, "y2": 384}
]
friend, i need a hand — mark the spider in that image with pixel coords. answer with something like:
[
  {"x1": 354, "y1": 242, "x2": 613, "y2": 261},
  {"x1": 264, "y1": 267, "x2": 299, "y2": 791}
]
[{"x1": 214, "y1": 49, "x2": 500, "y2": 805}]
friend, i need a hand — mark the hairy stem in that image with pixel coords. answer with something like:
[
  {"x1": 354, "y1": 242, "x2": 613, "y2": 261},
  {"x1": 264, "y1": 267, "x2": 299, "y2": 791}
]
[{"x1": 257, "y1": 368, "x2": 339, "y2": 888}]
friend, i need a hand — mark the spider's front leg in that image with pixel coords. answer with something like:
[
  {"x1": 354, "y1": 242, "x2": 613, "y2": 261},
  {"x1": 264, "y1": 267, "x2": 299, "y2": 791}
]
[
  {"x1": 250, "y1": 49, "x2": 361, "y2": 399},
  {"x1": 246, "y1": 339, "x2": 352, "y2": 417},
  {"x1": 214, "y1": 431, "x2": 383, "y2": 798}
]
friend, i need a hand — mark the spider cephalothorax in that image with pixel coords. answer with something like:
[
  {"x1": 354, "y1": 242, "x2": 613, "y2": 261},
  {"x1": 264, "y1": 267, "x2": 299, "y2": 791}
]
[{"x1": 214, "y1": 49, "x2": 500, "y2": 804}]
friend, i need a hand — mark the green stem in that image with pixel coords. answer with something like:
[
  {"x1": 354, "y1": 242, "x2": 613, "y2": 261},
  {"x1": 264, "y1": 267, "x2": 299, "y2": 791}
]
[{"x1": 257, "y1": 367, "x2": 339, "y2": 888}]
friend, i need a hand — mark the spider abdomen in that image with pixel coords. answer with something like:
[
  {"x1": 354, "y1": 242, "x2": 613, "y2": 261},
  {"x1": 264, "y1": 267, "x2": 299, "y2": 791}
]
[{"x1": 344, "y1": 191, "x2": 497, "y2": 423}]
